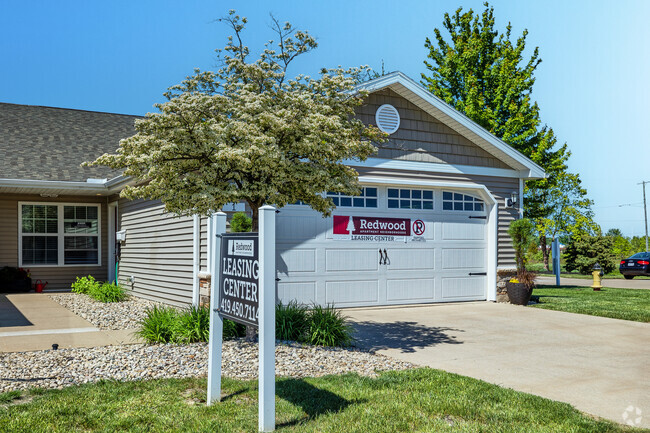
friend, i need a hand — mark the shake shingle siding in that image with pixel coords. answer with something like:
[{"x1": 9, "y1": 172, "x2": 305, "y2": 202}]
[{"x1": 117, "y1": 198, "x2": 194, "y2": 307}]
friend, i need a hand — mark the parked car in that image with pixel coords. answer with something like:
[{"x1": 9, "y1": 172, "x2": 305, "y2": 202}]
[{"x1": 619, "y1": 252, "x2": 650, "y2": 279}]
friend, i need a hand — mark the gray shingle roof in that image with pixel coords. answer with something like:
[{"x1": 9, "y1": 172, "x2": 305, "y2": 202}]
[{"x1": 0, "y1": 103, "x2": 140, "y2": 182}]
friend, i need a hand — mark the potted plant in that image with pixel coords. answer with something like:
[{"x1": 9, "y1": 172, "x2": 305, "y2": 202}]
[
  {"x1": 0, "y1": 266, "x2": 32, "y2": 293},
  {"x1": 506, "y1": 218, "x2": 537, "y2": 305}
]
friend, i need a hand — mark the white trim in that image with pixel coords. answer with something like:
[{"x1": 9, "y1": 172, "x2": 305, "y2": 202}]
[
  {"x1": 108, "y1": 202, "x2": 117, "y2": 282},
  {"x1": 18, "y1": 201, "x2": 102, "y2": 268},
  {"x1": 192, "y1": 214, "x2": 200, "y2": 307},
  {"x1": 519, "y1": 178, "x2": 524, "y2": 218},
  {"x1": 355, "y1": 71, "x2": 546, "y2": 179},
  {"x1": 346, "y1": 157, "x2": 529, "y2": 179},
  {"x1": 0, "y1": 175, "x2": 134, "y2": 194}
]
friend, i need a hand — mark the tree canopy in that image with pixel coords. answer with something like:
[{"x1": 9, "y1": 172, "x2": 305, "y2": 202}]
[
  {"x1": 89, "y1": 11, "x2": 386, "y2": 228},
  {"x1": 421, "y1": 3, "x2": 595, "y2": 269}
]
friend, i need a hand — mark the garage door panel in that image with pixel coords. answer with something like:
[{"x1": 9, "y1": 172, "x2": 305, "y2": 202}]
[
  {"x1": 442, "y1": 222, "x2": 485, "y2": 240},
  {"x1": 278, "y1": 282, "x2": 316, "y2": 305},
  {"x1": 277, "y1": 215, "x2": 318, "y2": 241},
  {"x1": 441, "y1": 248, "x2": 485, "y2": 269},
  {"x1": 441, "y1": 277, "x2": 485, "y2": 299},
  {"x1": 325, "y1": 249, "x2": 378, "y2": 272},
  {"x1": 386, "y1": 248, "x2": 434, "y2": 271},
  {"x1": 277, "y1": 249, "x2": 316, "y2": 274},
  {"x1": 325, "y1": 280, "x2": 378, "y2": 306},
  {"x1": 387, "y1": 278, "x2": 434, "y2": 301}
]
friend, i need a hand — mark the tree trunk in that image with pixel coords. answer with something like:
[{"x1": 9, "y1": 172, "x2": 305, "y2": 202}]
[{"x1": 540, "y1": 235, "x2": 550, "y2": 271}]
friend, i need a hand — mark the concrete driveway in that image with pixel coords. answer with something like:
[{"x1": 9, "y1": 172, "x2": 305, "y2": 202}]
[{"x1": 346, "y1": 302, "x2": 650, "y2": 428}]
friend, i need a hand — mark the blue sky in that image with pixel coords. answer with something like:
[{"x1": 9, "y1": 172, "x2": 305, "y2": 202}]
[{"x1": 2, "y1": 0, "x2": 649, "y2": 237}]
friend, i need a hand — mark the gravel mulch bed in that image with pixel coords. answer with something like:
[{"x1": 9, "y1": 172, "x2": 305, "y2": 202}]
[
  {"x1": 0, "y1": 341, "x2": 414, "y2": 393},
  {"x1": 49, "y1": 293, "x2": 160, "y2": 330},
  {"x1": 1, "y1": 293, "x2": 414, "y2": 393}
]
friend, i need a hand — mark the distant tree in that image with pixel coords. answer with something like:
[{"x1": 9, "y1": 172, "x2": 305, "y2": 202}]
[
  {"x1": 564, "y1": 235, "x2": 617, "y2": 274},
  {"x1": 606, "y1": 228, "x2": 623, "y2": 237},
  {"x1": 230, "y1": 212, "x2": 252, "y2": 233},
  {"x1": 420, "y1": 3, "x2": 596, "y2": 268},
  {"x1": 89, "y1": 11, "x2": 386, "y2": 230}
]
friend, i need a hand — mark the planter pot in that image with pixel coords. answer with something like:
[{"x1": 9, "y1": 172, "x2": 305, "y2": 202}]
[{"x1": 506, "y1": 281, "x2": 532, "y2": 306}]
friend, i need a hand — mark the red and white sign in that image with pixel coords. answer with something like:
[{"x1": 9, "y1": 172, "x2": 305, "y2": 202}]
[{"x1": 333, "y1": 215, "x2": 426, "y2": 242}]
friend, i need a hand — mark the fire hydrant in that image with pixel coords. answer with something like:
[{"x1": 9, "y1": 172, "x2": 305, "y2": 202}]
[{"x1": 591, "y1": 263, "x2": 604, "y2": 291}]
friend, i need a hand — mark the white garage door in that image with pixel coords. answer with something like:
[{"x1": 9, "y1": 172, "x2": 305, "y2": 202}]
[{"x1": 276, "y1": 186, "x2": 488, "y2": 308}]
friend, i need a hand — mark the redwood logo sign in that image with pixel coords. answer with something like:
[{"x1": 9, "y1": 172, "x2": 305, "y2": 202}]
[{"x1": 333, "y1": 215, "x2": 422, "y2": 242}]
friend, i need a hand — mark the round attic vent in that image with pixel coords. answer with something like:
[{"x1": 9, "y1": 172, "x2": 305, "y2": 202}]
[{"x1": 375, "y1": 104, "x2": 400, "y2": 134}]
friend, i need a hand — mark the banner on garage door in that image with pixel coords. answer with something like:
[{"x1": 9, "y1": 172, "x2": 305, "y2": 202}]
[{"x1": 332, "y1": 215, "x2": 426, "y2": 242}]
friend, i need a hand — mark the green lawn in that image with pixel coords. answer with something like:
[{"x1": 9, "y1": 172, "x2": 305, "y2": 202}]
[
  {"x1": 531, "y1": 286, "x2": 650, "y2": 322},
  {"x1": 0, "y1": 370, "x2": 643, "y2": 433}
]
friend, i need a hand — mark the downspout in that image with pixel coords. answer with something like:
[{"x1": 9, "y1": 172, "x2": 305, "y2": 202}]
[{"x1": 192, "y1": 214, "x2": 200, "y2": 307}]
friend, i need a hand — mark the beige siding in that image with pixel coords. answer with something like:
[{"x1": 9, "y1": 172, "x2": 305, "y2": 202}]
[
  {"x1": 357, "y1": 89, "x2": 511, "y2": 169},
  {"x1": 354, "y1": 167, "x2": 519, "y2": 268},
  {"x1": 117, "y1": 198, "x2": 194, "y2": 307},
  {"x1": 0, "y1": 194, "x2": 108, "y2": 290}
]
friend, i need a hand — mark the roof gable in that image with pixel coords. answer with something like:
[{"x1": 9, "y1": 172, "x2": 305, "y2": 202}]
[{"x1": 355, "y1": 72, "x2": 545, "y2": 179}]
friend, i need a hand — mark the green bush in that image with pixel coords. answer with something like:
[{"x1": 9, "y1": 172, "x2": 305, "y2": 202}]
[
  {"x1": 230, "y1": 212, "x2": 252, "y2": 232},
  {"x1": 307, "y1": 304, "x2": 353, "y2": 347},
  {"x1": 564, "y1": 235, "x2": 617, "y2": 274},
  {"x1": 137, "y1": 305, "x2": 178, "y2": 343},
  {"x1": 173, "y1": 306, "x2": 210, "y2": 343},
  {"x1": 71, "y1": 275, "x2": 99, "y2": 294},
  {"x1": 89, "y1": 282, "x2": 127, "y2": 303},
  {"x1": 138, "y1": 305, "x2": 245, "y2": 344},
  {"x1": 276, "y1": 301, "x2": 309, "y2": 341},
  {"x1": 507, "y1": 218, "x2": 536, "y2": 272}
]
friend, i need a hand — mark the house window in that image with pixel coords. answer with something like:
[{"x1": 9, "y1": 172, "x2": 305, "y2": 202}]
[
  {"x1": 327, "y1": 188, "x2": 378, "y2": 208},
  {"x1": 20, "y1": 203, "x2": 100, "y2": 266},
  {"x1": 442, "y1": 192, "x2": 484, "y2": 212},
  {"x1": 387, "y1": 188, "x2": 434, "y2": 210}
]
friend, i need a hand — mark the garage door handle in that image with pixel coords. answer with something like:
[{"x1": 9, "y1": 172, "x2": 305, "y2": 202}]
[
  {"x1": 468, "y1": 216, "x2": 487, "y2": 219},
  {"x1": 379, "y1": 249, "x2": 384, "y2": 265},
  {"x1": 469, "y1": 272, "x2": 487, "y2": 276}
]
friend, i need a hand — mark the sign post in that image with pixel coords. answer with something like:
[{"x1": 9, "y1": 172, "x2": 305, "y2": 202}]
[
  {"x1": 552, "y1": 237, "x2": 561, "y2": 286},
  {"x1": 207, "y1": 211, "x2": 227, "y2": 405},
  {"x1": 206, "y1": 206, "x2": 276, "y2": 431},
  {"x1": 258, "y1": 205, "x2": 276, "y2": 432}
]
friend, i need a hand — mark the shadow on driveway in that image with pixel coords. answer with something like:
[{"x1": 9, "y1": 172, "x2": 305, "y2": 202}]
[
  {"x1": 0, "y1": 294, "x2": 33, "y2": 327},
  {"x1": 351, "y1": 320, "x2": 463, "y2": 353}
]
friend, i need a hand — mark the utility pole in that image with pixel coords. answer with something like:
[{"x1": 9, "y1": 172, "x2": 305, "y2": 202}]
[{"x1": 640, "y1": 181, "x2": 649, "y2": 251}]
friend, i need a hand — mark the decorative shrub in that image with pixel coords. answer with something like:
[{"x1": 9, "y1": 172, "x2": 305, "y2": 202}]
[
  {"x1": 71, "y1": 275, "x2": 99, "y2": 295},
  {"x1": 230, "y1": 212, "x2": 252, "y2": 232},
  {"x1": 137, "y1": 305, "x2": 245, "y2": 344},
  {"x1": 507, "y1": 218, "x2": 536, "y2": 272},
  {"x1": 137, "y1": 306, "x2": 178, "y2": 343},
  {"x1": 173, "y1": 306, "x2": 210, "y2": 343},
  {"x1": 89, "y1": 282, "x2": 127, "y2": 303},
  {"x1": 276, "y1": 301, "x2": 309, "y2": 341},
  {"x1": 564, "y1": 235, "x2": 617, "y2": 274},
  {"x1": 307, "y1": 304, "x2": 354, "y2": 347}
]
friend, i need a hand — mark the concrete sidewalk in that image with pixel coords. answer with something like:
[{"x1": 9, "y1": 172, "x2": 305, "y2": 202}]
[
  {"x1": 347, "y1": 302, "x2": 650, "y2": 428},
  {"x1": 538, "y1": 276, "x2": 650, "y2": 289},
  {"x1": 0, "y1": 293, "x2": 140, "y2": 352}
]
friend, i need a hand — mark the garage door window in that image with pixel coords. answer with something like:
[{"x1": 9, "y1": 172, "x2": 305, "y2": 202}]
[
  {"x1": 328, "y1": 188, "x2": 377, "y2": 208},
  {"x1": 442, "y1": 192, "x2": 484, "y2": 211},
  {"x1": 387, "y1": 188, "x2": 434, "y2": 210}
]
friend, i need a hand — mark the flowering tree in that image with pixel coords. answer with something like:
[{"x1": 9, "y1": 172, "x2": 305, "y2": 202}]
[{"x1": 90, "y1": 12, "x2": 386, "y2": 229}]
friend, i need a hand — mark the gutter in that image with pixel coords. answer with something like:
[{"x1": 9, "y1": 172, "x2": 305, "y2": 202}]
[{"x1": 0, "y1": 175, "x2": 135, "y2": 195}]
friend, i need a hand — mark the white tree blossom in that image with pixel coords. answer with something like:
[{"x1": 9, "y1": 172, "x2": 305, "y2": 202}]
[{"x1": 89, "y1": 11, "x2": 386, "y2": 228}]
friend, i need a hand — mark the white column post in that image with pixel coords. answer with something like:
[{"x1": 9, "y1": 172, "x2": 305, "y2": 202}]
[
  {"x1": 192, "y1": 214, "x2": 200, "y2": 307},
  {"x1": 207, "y1": 211, "x2": 227, "y2": 405},
  {"x1": 258, "y1": 205, "x2": 276, "y2": 432}
]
